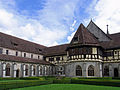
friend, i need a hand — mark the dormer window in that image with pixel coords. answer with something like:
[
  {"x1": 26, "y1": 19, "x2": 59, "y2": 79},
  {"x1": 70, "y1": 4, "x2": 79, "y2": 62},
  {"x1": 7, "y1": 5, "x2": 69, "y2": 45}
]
[
  {"x1": 73, "y1": 37, "x2": 78, "y2": 42},
  {"x1": 11, "y1": 42, "x2": 18, "y2": 46},
  {"x1": 38, "y1": 49, "x2": 42, "y2": 51}
]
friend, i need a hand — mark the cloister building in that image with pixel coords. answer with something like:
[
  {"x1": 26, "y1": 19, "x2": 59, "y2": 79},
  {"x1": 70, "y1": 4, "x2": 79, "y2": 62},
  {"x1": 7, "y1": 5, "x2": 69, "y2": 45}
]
[{"x1": 0, "y1": 20, "x2": 120, "y2": 77}]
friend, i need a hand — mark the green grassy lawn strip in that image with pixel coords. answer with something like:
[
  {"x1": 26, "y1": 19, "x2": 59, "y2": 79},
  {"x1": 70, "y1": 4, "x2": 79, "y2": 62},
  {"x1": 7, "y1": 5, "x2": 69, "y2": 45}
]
[{"x1": 13, "y1": 84, "x2": 120, "y2": 90}]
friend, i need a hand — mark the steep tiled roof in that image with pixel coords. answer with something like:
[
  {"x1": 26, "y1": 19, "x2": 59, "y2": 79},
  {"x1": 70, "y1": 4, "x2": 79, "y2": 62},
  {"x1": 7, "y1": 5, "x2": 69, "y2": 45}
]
[
  {"x1": 100, "y1": 33, "x2": 120, "y2": 49},
  {"x1": 0, "y1": 54, "x2": 51, "y2": 64},
  {"x1": 70, "y1": 23, "x2": 100, "y2": 46},
  {"x1": 87, "y1": 20, "x2": 111, "y2": 41},
  {"x1": 44, "y1": 44, "x2": 68, "y2": 56},
  {"x1": 0, "y1": 32, "x2": 46, "y2": 54}
]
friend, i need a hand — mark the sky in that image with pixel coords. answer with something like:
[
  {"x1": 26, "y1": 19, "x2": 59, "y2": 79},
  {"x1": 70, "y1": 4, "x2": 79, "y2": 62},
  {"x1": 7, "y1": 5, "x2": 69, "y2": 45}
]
[{"x1": 0, "y1": 0, "x2": 120, "y2": 46}]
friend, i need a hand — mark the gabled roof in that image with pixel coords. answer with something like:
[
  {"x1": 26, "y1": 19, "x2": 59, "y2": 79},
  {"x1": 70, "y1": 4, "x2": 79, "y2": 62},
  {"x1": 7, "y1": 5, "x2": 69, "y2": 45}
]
[
  {"x1": 70, "y1": 23, "x2": 100, "y2": 46},
  {"x1": 0, "y1": 32, "x2": 46, "y2": 54},
  {"x1": 100, "y1": 33, "x2": 120, "y2": 49},
  {"x1": 44, "y1": 44, "x2": 68, "y2": 56},
  {"x1": 87, "y1": 20, "x2": 111, "y2": 41}
]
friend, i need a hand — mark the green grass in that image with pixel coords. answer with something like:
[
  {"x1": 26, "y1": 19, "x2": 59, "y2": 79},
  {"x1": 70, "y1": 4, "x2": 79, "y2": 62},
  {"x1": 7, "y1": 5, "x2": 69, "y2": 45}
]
[{"x1": 13, "y1": 84, "x2": 120, "y2": 90}]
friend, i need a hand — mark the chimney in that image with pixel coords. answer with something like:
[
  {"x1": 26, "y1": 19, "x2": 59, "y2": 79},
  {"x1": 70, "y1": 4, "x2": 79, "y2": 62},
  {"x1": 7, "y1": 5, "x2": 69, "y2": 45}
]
[{"x1": 106, "y1": 25, "x2": 109, "y2": 34}]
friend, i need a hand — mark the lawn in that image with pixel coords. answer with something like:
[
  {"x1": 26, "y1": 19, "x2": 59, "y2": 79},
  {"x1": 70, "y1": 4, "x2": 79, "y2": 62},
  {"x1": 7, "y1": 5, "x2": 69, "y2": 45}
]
[{"x1": 13, "y1": 84, "x2": 120, "y2": 90}]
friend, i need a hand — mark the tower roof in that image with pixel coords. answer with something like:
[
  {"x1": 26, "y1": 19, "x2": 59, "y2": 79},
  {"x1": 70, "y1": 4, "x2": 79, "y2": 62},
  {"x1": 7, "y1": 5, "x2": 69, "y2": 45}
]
[{"x1": 70, "y1": 23, "x2": 99, "y2": 46}]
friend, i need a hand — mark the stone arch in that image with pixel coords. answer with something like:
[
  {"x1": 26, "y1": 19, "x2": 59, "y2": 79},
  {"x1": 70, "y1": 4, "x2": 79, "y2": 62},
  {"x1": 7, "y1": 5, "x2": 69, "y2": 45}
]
[
  {"x1": 5, "y1": 63, "x2": 11, "y2": 76},
  {"x1": 88, "y1": 65, "x2": 94, "y2": 76},
  {"x1": 104, "y1": 66, "x2": 109, "y2": 76},
  {"x1": 76, "y1": 65, "x2": 82, "y2": 76}
]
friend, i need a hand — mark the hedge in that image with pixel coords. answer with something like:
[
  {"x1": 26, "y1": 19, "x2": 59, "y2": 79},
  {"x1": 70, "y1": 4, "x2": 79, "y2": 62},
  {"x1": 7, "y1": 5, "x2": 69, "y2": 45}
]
[
  {"x1": 71, "y1": 79, "x2": 120, "y2": 87},
  {"x1": 0, "y1": 80, "x2": 53, "y2": 90},
  {"x1": 1, "y1": 77, "x2": 120, "y2": 89},
  {"x1": 53, "y1": 79, "x2": 71, "y2": 84}
]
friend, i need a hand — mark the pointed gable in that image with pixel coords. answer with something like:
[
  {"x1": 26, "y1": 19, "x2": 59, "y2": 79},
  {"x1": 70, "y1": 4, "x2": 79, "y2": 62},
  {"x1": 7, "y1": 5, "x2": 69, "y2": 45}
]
[
  {"x1": 87, "y1": 20, "x2": 111, "y2": 41},
  {"x1": 70, "y1": 23, "x2": 99, "y2": 46}
]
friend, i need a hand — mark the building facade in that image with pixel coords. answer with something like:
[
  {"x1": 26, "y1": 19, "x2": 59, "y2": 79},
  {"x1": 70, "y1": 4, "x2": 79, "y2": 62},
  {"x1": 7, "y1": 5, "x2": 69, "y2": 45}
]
[{"x1": 0, "y1": 20, "x2": 120, "y2": 77}]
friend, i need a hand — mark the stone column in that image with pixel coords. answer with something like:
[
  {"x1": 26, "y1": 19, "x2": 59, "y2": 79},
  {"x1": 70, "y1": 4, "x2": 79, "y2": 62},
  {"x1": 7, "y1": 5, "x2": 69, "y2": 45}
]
[
  {"x1": 11, "y1": 63, "x2": 14, "y2": 77},
  {"x1": 36, "y1": 65, "x2": 39, "y2": 76},
  {"x1": 12, "y1": 64, "x2": 16, "y2": 77},
  {"x1": 42, "y1": 65, "x2": 45, "y2": 76},
  {"x1": 0, "y1": 62, "x2": 3, "y2": 77},
  {"x1": 2, "y1": 63, "x2": 6, "y2": 77},
  {"x1": 109, "y1": 64, "x2": 113, "y2": 77},
  {"x1": 99, "y1": 63, "x2": 103, "y2": 77},
  {"x1": 82, "y1": 63, "x2": 87, "y2": 77},
  {"x1": 20, "y1": 64, "x2": 24, "y2": 77},
  {"x1": 29, "y1": 65, "x2": 32, "y2": 77}
]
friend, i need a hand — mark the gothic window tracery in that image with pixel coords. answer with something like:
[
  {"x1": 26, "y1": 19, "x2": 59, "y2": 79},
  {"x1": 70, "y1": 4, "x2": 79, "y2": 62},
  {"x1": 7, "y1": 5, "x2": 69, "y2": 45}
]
[
  {"x1": 88, "y1": 65, "x2": 94, "y2": 76},
  {"x1": 6, "y1": 63, "x2": 10, "y2": 76},
  {"x1": 76, "y1": 65, "x2": 82, "y2": 76}
]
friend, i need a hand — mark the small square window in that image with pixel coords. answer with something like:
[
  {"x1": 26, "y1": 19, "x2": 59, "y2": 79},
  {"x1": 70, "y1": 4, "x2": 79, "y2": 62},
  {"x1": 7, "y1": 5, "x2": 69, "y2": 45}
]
[
  {"x1": 56, "y1": 57, "x2": 60, "y2": 61},
  {"x1": 49, "y1": 58, "x2": 54, "y2": 61}
]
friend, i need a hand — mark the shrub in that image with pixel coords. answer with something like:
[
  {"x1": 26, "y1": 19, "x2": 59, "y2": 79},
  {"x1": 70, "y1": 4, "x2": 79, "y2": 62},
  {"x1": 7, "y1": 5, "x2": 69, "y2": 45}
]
[
  {"x1": 0, "y1": 80, "x2": 53, "y2": 90},
  {"x1": 53, "y1": 79, "x2": 71, "y2": 84}
]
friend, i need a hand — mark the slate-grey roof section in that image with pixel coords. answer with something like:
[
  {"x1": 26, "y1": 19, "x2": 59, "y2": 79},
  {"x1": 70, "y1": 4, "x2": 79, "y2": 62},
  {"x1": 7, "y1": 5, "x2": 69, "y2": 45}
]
[{"x1": 87, "y1": 20, "x2": 111, "y2": 41}]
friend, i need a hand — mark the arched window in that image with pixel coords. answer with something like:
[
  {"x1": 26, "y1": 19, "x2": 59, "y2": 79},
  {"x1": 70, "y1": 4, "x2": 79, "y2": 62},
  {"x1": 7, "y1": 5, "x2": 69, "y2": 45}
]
[
  {"x1": 104, "y1": 66, "x2": 109, "y2": 76},
  {"x1": 76, "y1": 65, "x2": 82, "y2": 76},
  {"x1": 33, "y1": 65, "x2": 36, "y2": 75},
  {"x1": 88, "y1": 65, "x2": 94, "y2": 76},
  {"x1": 114, "y1": 68, "x2": 118, "y2": 77},
  {"x1": 25, "y1": 65, "x2": 28, "y2": 76},
  {"x1": 6, "y1": 63, "x2": 10, "y2": 76}
]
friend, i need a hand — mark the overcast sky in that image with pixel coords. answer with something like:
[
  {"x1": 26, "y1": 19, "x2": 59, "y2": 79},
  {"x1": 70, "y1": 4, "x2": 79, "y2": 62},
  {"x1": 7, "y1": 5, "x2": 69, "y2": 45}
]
[{"x1": 0, "y1": 0, "x2": 120, "y2": 46}]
